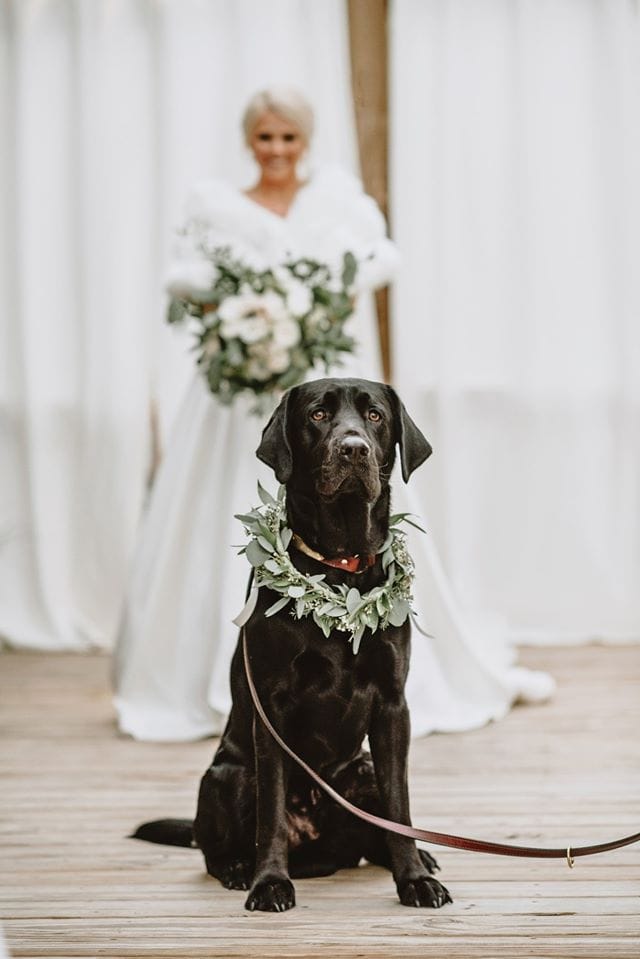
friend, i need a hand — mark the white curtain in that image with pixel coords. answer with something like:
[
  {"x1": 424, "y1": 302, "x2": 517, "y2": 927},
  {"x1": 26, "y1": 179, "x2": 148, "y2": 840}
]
[
  {"x1": 0, "y1": 0, "x2": 358, "y2": 650},
  {"x1": 390, "y1": 0, "x2": 640, "y2": 644}
]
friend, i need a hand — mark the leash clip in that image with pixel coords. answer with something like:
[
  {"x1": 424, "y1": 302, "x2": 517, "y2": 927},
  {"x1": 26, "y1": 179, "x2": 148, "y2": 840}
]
[{"x1": 566, "y1": 845, "x2": 575, "y2": 869}]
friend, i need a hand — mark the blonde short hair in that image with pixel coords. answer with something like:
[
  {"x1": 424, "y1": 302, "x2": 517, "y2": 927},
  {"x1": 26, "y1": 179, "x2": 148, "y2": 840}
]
[{"x1": 242, "y1": 87, "x2": 314, "y2": 145}]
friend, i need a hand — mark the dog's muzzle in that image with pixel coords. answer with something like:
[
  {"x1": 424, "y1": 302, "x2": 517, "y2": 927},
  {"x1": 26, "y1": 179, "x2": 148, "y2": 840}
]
[
  {"x1": 339, "y1": 435, "x2": 371, "y2": 463},
  {"x1": 318, "y1": 432, "x2": 381, "y2": 500}
]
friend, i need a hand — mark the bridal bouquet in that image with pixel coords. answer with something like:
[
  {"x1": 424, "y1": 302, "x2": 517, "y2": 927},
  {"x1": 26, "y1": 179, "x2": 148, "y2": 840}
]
[{"x1": 166, "y1": 247, "x2": 357, "y2": 413}]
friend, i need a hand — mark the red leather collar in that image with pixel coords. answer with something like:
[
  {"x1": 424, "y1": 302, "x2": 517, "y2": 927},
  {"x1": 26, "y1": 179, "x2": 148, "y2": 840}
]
[{"x1": 291, "y1": 533, "x2": 376, "y2": 574}]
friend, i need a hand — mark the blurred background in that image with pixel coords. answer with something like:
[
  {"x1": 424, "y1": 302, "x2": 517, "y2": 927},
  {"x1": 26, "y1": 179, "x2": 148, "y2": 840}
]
[{"x1": 1, "y1": 0, "x2": 639, "y2": 657}]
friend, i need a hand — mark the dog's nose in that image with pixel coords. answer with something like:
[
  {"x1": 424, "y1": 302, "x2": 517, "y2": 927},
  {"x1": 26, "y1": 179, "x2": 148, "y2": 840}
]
[{"x1": 339, "y1": 435, "x2": 371, "y2": 460}]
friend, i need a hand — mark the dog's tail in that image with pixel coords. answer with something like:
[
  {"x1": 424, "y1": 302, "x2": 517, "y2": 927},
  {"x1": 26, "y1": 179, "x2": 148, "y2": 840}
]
[{"x1": 130, "y1": 818, "x2": 196, "y2": 848}]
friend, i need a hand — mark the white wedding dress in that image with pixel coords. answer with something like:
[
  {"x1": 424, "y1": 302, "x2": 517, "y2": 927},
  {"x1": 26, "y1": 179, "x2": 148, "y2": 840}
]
[{"x1": 113, "y1": 167, "x2": 553, "y2": 741}]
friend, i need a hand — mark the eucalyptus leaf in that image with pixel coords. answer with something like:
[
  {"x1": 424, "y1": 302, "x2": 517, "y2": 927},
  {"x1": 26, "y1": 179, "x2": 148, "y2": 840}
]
[
  {"x1": 363, "y1": 607, "x2": 379, "y2": 631},
  {"x1": 254, "y1": 522, "x2": 273, "y2": 542},
  {"x1": 342, "y1": 251, "x2": 358, "y2": 289},
  {"x1": 318, "y1": 601, "x2": 337, "y2": 616},
  {"x1": 389, "y1": 512, "x2": 411, "y2": 525},
  {"x1": 288, "y1": 585, "x2": 306, "y2": 598},
  {"x1": 167, "y1": 298, "x2": 188, "y2": 325},
  {"x1": 280, "y1": 528, "x2": 293, "y2": 550},
  {"x1": 403, "y1": 517, "x2": 427, "y2": 533},
  {"x1": 387, "y1": 599, "x2": 410, "y2": 627},
  {"x1": 379, "y1": 533, "x2": 394, "y2": 553},
  {"x1": 376, "y1": 594, "x2": 390, "y2": 616},
  {"x1": 265, "y1": 596, "x2": 291, "y2": 617},
  {"x1": 268, "y1": 578, "x2": 292, "y2": 590},
  {"x1": 246, "y1": 539, "x2": 271, "y2": 567},
  {"x1": 189, "y1": 288, "x2": 217, "y2": 305},
  {"x1": 257, "y1": 536, "x2": 275, "y2": 553},
  {"x1": 389, "y1": 512, "x2": 427, "y2": 533},
  {"x1": 382, "y1": 548, "x2": 395, "y2": 571},
  {"x1": 206, "y1": 360, "x2": 223, "y2": 392},
  {"x1": 346, "y1": 588, "x2": 361, "y2": 614},
  {"x1": 352, "y1": 622, "x2": 366, "y2": 655},
  {"x1": 257, "y1": 482, "x2": 276, "y2": 506},
  {"x1": 312, "y1": 611, "x2": 332, "y2": 638},
  {"x1": 235, "y1": 511, "x2": 263, "y2": 525}
]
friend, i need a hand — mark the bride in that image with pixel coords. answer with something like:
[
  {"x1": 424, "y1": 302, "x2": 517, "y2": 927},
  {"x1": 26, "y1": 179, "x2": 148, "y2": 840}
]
[{"x1": 113, "y1": 87, "x2": 553, "y2": 742}]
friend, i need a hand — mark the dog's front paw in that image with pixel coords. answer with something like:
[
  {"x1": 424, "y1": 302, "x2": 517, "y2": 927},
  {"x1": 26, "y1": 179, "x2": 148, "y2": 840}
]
[
  {"x1": 245, "y1": 875, "x2": 296, "y2": 912},
  {"x1": 219, "y1": 859, "x2": 253, "y2": 891},
  {"x1": 398, "y1": 875, "x2": 452, "y2": 908},
  {"x1": 418, "y1": 848, "x2": 440, "y2": 874}
]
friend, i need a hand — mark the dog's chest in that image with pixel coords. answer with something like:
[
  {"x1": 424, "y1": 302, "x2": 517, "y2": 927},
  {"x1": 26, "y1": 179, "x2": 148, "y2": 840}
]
[
  {"x1": 283, "y1": 635, "x2": 403, "y2": 757},
  {"x1": 292, "y1": 635, "x2": 386, "y2": 697}
]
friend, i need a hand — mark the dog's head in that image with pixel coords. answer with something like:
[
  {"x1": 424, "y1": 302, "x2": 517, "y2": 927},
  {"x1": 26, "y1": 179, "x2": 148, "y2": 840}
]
[{"x1": 257, "y1": 378, "x2": 432, "y2": 503}]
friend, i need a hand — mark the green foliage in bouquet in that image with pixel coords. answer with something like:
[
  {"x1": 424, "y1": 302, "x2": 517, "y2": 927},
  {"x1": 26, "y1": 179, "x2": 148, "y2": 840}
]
[{"x1": 167, "y1": 249, "x2": 358, "y2": 413}]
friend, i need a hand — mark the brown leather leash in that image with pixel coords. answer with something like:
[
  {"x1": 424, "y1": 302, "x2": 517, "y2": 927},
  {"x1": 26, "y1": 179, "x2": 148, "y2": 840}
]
[{"x1": 242, "y1": 629, "x2": 640, "y2": 866}]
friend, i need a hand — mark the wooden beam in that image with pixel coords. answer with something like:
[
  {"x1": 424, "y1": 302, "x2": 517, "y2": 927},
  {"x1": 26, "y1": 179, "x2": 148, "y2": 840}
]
[{"x1": 347, "y1": 0, "x2": 392, "y2": 382}]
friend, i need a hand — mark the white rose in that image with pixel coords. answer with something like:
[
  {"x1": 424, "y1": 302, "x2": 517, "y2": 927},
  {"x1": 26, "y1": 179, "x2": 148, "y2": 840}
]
[
  {"x1": 217, "y1": 290, "x2": 251, "y2": 323},
  {"x1": 272, "y1": 266, "x2": 293, "y2": 289},
  {"x1": 219, "y1": 292, "x2": 273, "y2": 343},
  {"x1": 272, "y1": 316, "x2": 301, "y2": 349},
  {"x1": 237, "y1": 315, "x2": 271, "y2": 343},
  {"x1": 260, "y1": 290, "x2": 290, "y2": 323},
  {"x1": 245, "y1": 358, "x2": 273, "y2": 382},
  {"x1": 266, "y1": 345, "x2": 291, "y2": 374},
  {"x1": 246, "y1": 343, "x2": 274, "y2": 381},
  {"x1": 285, "y1": 279, "x2": 313, "y2": 317},
  {"x1": 246, "y1": 337, "x2": 292, "y2": 378}
]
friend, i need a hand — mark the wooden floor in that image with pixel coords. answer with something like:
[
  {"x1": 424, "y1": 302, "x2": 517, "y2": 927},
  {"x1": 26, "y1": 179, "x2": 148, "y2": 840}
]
[{"x1": 1, "y1": 645, "x2": 639, "y2": 959}]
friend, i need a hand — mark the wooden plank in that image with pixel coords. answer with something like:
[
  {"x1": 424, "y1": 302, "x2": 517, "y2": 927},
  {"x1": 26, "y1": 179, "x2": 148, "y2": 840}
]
[{"x1": 1, "y1": 645, "x2": 639, "y2": 959}]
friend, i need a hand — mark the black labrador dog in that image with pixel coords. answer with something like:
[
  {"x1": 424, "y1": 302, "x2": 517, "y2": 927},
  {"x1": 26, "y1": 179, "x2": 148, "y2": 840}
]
[{"x1": 134, "y1": 377, "x2": 451, "y2": 913}]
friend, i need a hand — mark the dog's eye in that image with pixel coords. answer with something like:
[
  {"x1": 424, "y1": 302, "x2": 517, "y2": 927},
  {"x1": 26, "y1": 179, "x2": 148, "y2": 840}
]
[
  {"x1": 310, "y1": 408, "x2": 327, "y2": 422},
  {"x1": 368, "y1": 409, "x2": 382, "y2": 422}
]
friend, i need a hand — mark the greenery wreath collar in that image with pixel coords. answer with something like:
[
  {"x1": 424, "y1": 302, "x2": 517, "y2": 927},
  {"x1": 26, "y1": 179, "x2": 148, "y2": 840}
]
[{"x1": 235, "y1": 484, "x2": 423, "y2": 654}]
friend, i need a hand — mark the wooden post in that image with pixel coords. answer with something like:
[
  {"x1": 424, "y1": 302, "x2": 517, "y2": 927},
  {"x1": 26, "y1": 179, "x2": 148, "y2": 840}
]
[{"x1": 347, "y1": 0, "x2": 392, "y2": 382}]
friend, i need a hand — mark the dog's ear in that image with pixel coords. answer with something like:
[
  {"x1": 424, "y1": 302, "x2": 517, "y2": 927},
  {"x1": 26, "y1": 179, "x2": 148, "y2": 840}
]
[
  {"x1": 256, "y1": 389, "x2": 294, "y2": 482},
  {"x1": 385, "y1": 386, "x2": 432, "y2": 482}
]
